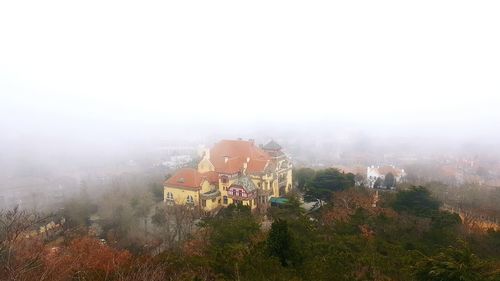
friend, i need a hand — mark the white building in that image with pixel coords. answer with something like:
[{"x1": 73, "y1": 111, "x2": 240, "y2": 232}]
[{"x1": 367, "y1": 165, "x2": 406, "y2": 189}]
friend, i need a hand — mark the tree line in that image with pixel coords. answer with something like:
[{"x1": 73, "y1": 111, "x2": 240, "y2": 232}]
[{"x1": 1, "y1": 168, "x2": 500, "y2": 280}]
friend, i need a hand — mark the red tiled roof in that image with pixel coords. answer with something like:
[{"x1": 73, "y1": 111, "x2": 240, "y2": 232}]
[
  {"x1": 166, "y1": 140, "x2": 274, "y2": 189},
  {"x1": 247, "y1": 159, "x2": 269, "y2": 173},
  {"x1": 165, "y1": 169, "x2": 219, "y2": 190},
  {"x1": 377, "y1": 166, "x2": 403, "y2": 177},
  {"x1": 203, "y1": 171, "x2": 219, "y2": 184},
  {"x1": 209, "y1": 140, "x2": 271, "y2": 174},
  {"x1": 164, "y1": 168, "x2": 204, "y2": 189},
  {"x1": 334, "y1": 165, "x2": 366, "y2": 176}
]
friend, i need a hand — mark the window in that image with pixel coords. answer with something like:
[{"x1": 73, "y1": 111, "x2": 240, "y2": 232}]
[
  {"x1": 186, "y1": 195, "x2": 194, "y2": 204},
  {"x1": 233, "y1": 190, "x2": 237, "y2": 196},
  {"x1": 223, "y1": 196, "x2": 228, "y2": 204},
  {"x1": 166, "y1": 192, "x2": 174, "y2": 200},
  {"x1": 238, "y1": 190, "x2": 242, "y2": 197},
  {"x1": 221, "y1": 176, "x2": 228, "y2": 184},
  {"x1": 201, "y1": 199, "x2": 206, "y2": 207}
]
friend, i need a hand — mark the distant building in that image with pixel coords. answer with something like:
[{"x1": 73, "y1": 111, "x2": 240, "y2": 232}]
[
  {"x1": 367, "y1": 165, "x2": 406, "y2": 188},
  {"x1": 161, "y1": 155, "x2": 193, "y2": 169},
  {"x1": 333, "y1": 165, "x2": 367, "y2": 186},
  {"x1": 163, "y1": 139, "x2": 293, "y2": 213}
]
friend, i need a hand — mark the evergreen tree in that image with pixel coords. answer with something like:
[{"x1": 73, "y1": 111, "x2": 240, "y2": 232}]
[
  {"x1": 384, "y1": 172, "x2": 396, "y2": 188},
  {"x1": 267, "y1": 219, "x2": 292, "y2": 266},
  {"x1": 392, "y1": 186, "x2": 440, "y2": 217},
  {"x1": 304, "y1": 168, "x2": 355, "y2": 203},
  {"x1": 414, "y1": 244, "x2": 488, "y2": 281}
]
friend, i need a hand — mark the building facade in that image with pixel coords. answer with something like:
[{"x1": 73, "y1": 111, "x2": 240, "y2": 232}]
[
  {"x1": 366, "y1": 165, "x2": 406, "y2": 188},
  {"x1": 163, "y1": 139, "x2": 293, "y2": 212}
]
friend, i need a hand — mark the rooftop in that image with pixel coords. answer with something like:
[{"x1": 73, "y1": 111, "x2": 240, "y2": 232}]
[
  {"x1": 231, "y1": 176, "x2": 257, "y2": 193},
  {"x1": 263, "y1": 140, "x2": 282, "y2": 151},
  {"x1": 209, "y1": 139, "x2": 271, "y2": 174}
]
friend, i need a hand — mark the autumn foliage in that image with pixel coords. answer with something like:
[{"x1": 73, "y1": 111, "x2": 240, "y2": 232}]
[
  {"x1": 321, "y1": 188, "x2": 396, "y2": 225},
  {"x1": 2, "y1": 235, "x2": 131, "y2": 280},
  {"x1": 43, "y1": 237, "x2": 131, "y2": 280}
]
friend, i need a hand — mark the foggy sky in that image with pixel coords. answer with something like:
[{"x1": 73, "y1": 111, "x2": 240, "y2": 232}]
[{"x1": 1, "y1": 0, "x2": 500, "y2": 145}]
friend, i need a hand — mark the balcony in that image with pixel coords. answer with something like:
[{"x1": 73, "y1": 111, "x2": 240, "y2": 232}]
[
  {"x1": 227, "y1": 191, "x2": 256, "y2": 200},
  {"x1": 200, "y1": 189, "x2": 221, "y2": 200}
]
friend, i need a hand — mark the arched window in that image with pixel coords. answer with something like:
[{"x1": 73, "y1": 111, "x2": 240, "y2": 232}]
[
  {"x1": 186, "y1": 195, "x2": 194, "y2": 204},
  {"x1": 166, "y1": 192, "x2": 174, "y2": 200}
]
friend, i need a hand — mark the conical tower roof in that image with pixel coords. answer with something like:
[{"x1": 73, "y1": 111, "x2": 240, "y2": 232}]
[{"x1": 263, "y1": 140, "x2": 282, "y2": 151}]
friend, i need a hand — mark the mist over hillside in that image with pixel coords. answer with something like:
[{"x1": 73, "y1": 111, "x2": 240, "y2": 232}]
[{"x1": 2, "y1": 1, "x2": 500, "y2": 280}]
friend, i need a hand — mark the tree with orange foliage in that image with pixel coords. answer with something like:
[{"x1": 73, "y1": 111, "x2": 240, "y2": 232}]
[
  {"x1": 321, "y1": 188, "x2": 396, "y2": 226},
  {"x1": 43, "y1": 237, "x2": 131, "y2": 280}
]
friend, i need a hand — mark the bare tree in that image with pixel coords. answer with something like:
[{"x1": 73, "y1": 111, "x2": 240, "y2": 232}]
[
  {"x1": 0, "y1": 206, "x2": 51, "y2": 280},
  {"x1": 151, "y1": 205, "x2": 199, "y2": 252},
  {"x1": 130, "y1": 193, "x2": 155, "y2": 238}
]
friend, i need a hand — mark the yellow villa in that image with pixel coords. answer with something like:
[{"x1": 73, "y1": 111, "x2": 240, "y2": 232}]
[{"x1": 163, "y1": 139, "x2": 293, "y2": 213}]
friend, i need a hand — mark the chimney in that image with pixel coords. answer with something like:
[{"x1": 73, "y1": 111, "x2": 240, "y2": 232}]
[
  {"x1": 242, "y1": 162, "x2": 248, "y2": 175},
  {"x1": 246, "y1": 157, "x2": 250, "y2": 163},
  {"x1": 203, "y1": 148, "x2": 210, "y2": 160},
  {"x1": 224, "y1": 156, "x2": 228, "y2": 164}
]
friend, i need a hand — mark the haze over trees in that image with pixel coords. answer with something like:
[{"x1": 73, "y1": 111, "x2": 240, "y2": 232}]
[
  {"x1": 296, "y1": 168, "x2": 355, "y2": 203},
  {"x1": 1, "y1": 0, "x2": 500, "y2": 279},
  {"x1": 1, "y1": 165, "x2": 500, "y2": 280}
]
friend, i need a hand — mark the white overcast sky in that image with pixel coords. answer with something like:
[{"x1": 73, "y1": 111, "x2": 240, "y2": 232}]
[{"x1": 1, "y1": 1, "x2": 499, "y2": 141}]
